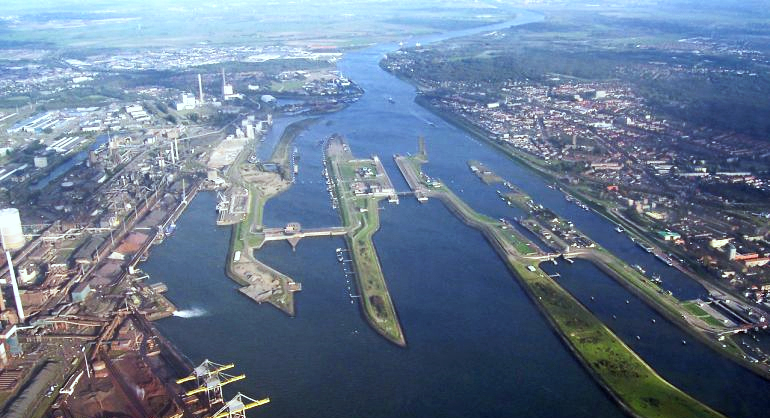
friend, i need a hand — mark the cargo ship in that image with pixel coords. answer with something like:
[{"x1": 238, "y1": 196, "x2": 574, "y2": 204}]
[{"x1": 637, "y1": 241, "x2": 654, "y2": 253}]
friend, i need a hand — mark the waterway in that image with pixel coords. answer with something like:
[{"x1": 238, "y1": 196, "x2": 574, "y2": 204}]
[{"x1": 142, "y1": 10, "x2": 770, "y2": 418}]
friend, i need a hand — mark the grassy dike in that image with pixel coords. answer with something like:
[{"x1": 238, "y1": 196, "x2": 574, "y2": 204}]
[
  {"x1": 397, "y1": 156, "x2": 726, "y2": 418},
  {"x1": 412, "y1": 94, "x2": 770, "y2": 380},
  {"x1": 327, "y1": 147, "x2": 406, "y2": 347},
  {"x1": 270, "y1": 117, "x2": 318, "y2": 171}
]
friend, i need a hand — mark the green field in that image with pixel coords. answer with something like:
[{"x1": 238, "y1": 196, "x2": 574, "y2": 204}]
[{"x1": 0, "y1": 1, "x2": 516, "y2": 50}]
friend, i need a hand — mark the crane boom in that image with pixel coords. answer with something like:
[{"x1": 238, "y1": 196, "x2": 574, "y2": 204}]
[
  {"x1": 184, "y1": 374, "x2": 245, "y2": 396},
  {"x1": 209, "y1": 398, "x2": 270, "y2": 418},
  {"x1": 176, "y1": 362, "x2": 235, "y2": 384}
]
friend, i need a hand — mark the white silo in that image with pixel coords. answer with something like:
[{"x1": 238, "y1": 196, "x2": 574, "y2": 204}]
[{"x1": 0, "y1": 208, "x2": 24, "y2": 250}]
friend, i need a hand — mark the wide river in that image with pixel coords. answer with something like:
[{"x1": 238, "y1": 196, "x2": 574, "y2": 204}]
[{"x1": 142, "y1": 11, "x2": 770, "y2": 418}]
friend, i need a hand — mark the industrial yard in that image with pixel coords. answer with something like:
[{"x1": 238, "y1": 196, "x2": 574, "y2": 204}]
[{"x1": 0, "y1": 56, "x2": 352, "y2": 416}]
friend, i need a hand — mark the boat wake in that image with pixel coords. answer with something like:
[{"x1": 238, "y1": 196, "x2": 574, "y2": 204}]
[{"x1": 172, "y1": 307, "x2": 209, "y2": 318}]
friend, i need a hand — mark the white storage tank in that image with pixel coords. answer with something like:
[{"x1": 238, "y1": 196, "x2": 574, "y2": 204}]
[{"x1": 0, "y1": 208, "x2": 25, "y2": 250}]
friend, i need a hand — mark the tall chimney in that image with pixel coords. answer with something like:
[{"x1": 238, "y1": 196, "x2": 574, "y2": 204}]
[
  {"x1": 198, "y1": 74, "x2": 204, "y2": 103},
  {"x1": 222, "y1": 68, "x2": 227, "y2": 99}
]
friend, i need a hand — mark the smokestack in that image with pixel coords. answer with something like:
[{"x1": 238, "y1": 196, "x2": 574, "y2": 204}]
[
  {"x1": 6, "y1": 250, "x2": 24, "y2": 323},
  {"x1": 0, "y1": 209, "x2": 24, "y2": 322},
  {"x1": 198, "y1": 74, "x2": 204, "y2": 103},
  {"x1": 0, "y1": 273, "x2": 6, "y2": 311},
  {"x1": 222, "y1": 68, "x2": 226, "y2": 99}
]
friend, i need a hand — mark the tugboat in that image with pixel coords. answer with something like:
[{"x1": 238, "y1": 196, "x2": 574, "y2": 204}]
[{"x1": 164, "y1": 223, "x2": 176, "y2": 236}]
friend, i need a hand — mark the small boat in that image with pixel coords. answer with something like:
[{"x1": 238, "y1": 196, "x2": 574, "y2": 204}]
[
  {"x1": 633, "y1": 264, "x2": 646, "y2": 274},
  {"x1": 615, "y1": 226, "x2": 624, "y2": 233},
  {"x1": 165, "y1": 223, "x2": 176, "y2": 235},
  {"x1": 388, "y1": 97, "x2": 395, "y2": 104}
]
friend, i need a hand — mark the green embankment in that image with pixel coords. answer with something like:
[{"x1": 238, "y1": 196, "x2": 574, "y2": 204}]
[
  {"x1": 270, "y1": 118, "x2": 318, "y2": 168},
  {"x1": 512, "y1": 262, "x2": 725, "y2": 418},
  {"x1": 440, "y1": 186, "x2": 537, "y2": 255},
  {"x1": 348, "y1": 198, "x2": 405, "y2": 346},
  {"x1": 329, "y1": 153, "x2": 406, "y2": 347},
  {"x1": 400, "y1": 155, "x2": 725, "y2": 418}
]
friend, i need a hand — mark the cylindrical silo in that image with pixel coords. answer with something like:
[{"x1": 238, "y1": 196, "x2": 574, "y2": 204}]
[{"x1": 0, "y1": 208, "x2": 25, "y2": 250}]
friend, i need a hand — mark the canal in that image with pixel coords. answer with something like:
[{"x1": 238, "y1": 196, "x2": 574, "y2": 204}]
[{"x1": 142, "y1": 10, "x2": 770, "y2": 418}]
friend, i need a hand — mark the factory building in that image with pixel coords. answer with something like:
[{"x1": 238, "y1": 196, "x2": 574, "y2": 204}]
[
  {"x1": 175, "y1": 93, "x2": 198, "y2": 111},
  {"x1": 71, "y1": 282, "x2": 92, "y2": 303}
]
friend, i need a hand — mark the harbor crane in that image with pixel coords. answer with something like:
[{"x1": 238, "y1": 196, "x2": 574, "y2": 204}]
[
  {"x1": 176, "y1": 359, "x2": 245, "y2": 405},
  {"x1": 208, "y1": 393, "x2": 270, "y2": 418}
]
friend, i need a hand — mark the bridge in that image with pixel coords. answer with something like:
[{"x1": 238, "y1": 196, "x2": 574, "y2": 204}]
[
  {"x1": 521, "y1": 249, "x2": 588, "y2": 262},
  {"x1": 262, "y1": 223, "x2": 348, "y2": 250}
]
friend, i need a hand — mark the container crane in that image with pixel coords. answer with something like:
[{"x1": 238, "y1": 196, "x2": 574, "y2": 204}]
[
  {"x1": 177, "y1": 359, "x2": 245, "y2": 405},
  {"x1": 208, "y1": 393, "x2": 270, "y2": 418}
]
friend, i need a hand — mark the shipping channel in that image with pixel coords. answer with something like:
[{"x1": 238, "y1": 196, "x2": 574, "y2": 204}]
[{"x1": 142, "y1": 10, "x2": 770, "y2": 418}]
